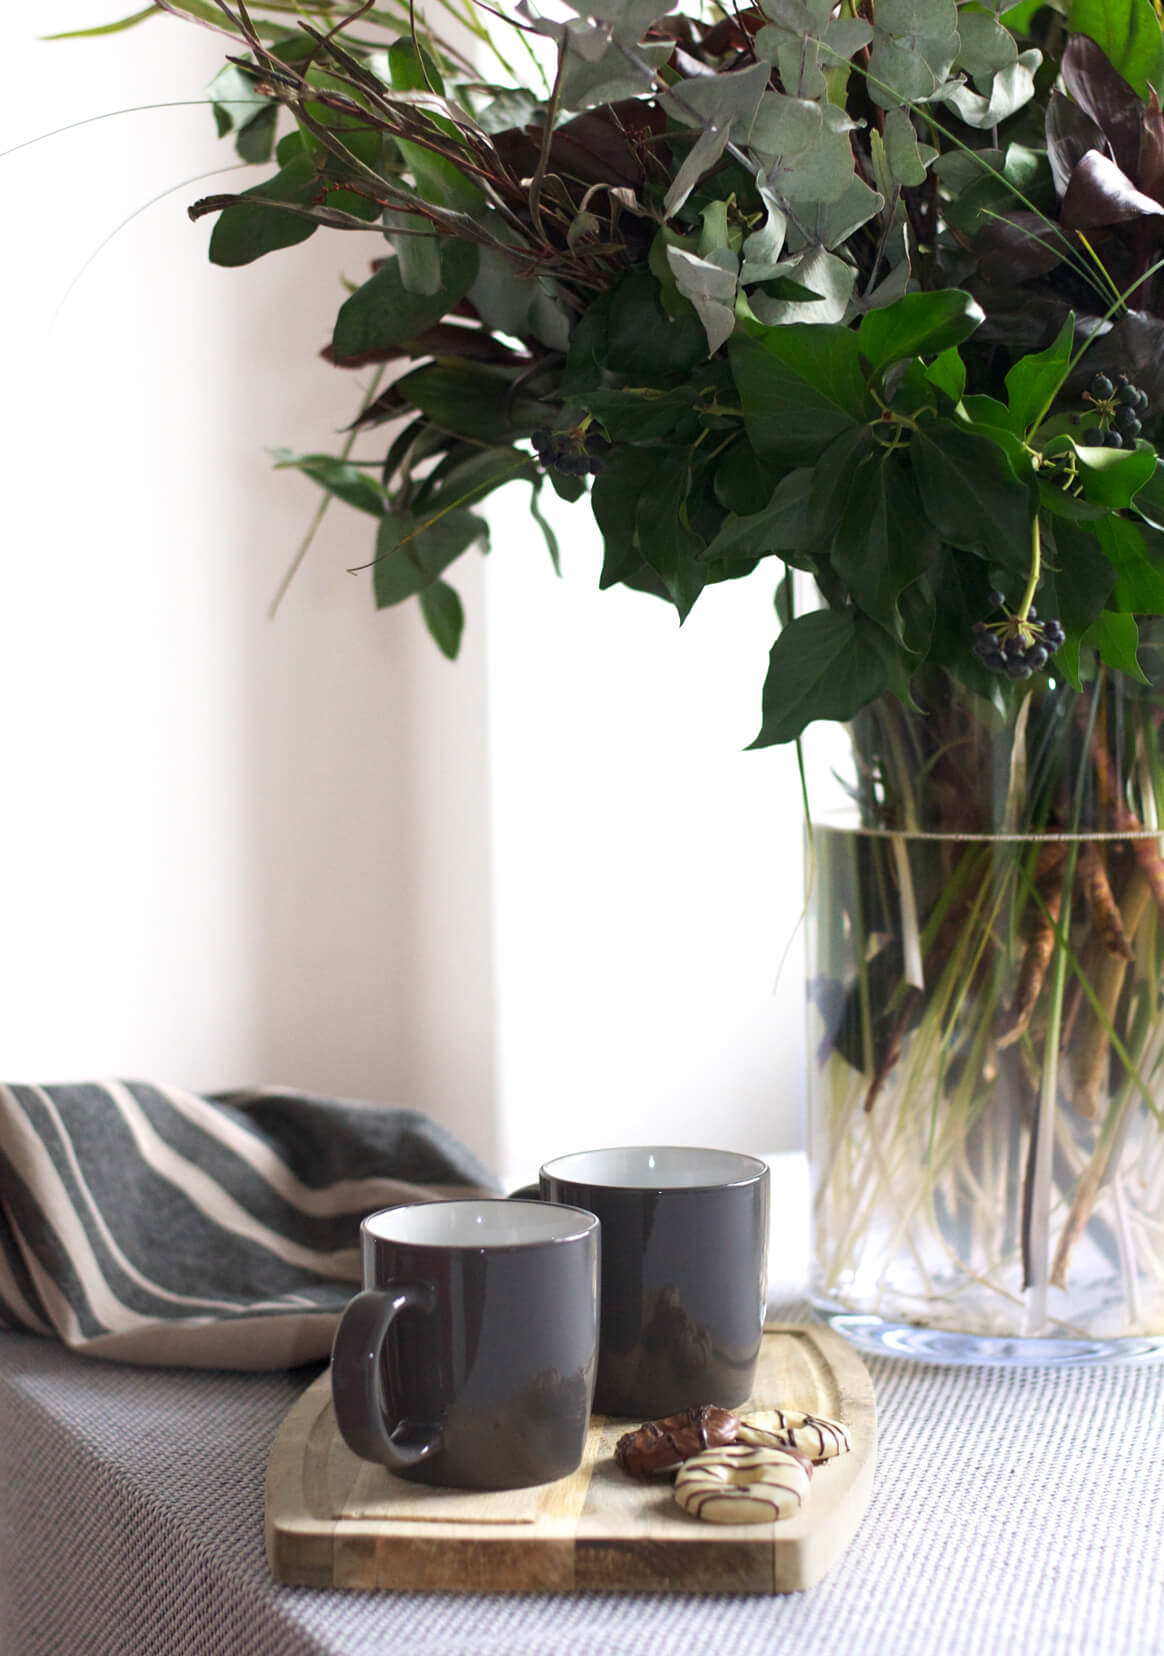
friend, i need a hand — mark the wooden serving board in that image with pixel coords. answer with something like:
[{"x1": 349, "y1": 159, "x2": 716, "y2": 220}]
[{"x1": 265, "y1": 1322, "x2": 876, "y2": 1594}]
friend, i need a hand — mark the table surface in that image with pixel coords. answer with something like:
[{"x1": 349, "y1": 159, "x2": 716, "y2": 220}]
[{"x1": 2, "y1": 1155, "x2": 1162, "y2": 1656}]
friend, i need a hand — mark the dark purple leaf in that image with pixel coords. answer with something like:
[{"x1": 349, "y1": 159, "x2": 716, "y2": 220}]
[
  {"x1": 1060, "y1": 34, "x2": 1144, "y2": 181},
  {"x1": 1060, "y1": 149, "x2": 1164, "y2": 230},
  {"x1": 1045, "y1": 89, "x2": 1108, "y2": 198},
  {"x1": 976, "y1": 211, "x2": 1065, "y2": 282},
  {"x1": 1066, "y1": 312, "x2": 1164, "y2": 413}
]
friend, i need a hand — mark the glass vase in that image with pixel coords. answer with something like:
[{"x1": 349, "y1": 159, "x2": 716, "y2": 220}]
[{"x1": 805, "y1": 664, "x2": 1164, "y2": 1364}]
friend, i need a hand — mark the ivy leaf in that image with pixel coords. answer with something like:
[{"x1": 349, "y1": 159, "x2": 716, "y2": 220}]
[
  {"x1": 857, "y1": 289, "x2": 984, "y2": 377},
  {"x1": 1083, "y1": 611, "x2": 1149, "y2": 682},
  {"x1": 730, "y1": 323, "x2": 872, "y2": 463},
  {"x1": 830, "y1": 452, "x2": 938, "y2": 637},
  {"x1": 373, "y1": 508, "x2": 488, "y2": 608},
  {"x1": 1073, "y1": 438, "x2": 1158, "y2": 507},
  {"x1": 909, "y1": 420, "x2": 1036, "y2": 569},
  {"x1": 418, "y1": 580, "x2": 465, "y2": 660},
  {"x1": 702, "y1": 469, "x2": 816, "y2": 562},
  {"x1": 749, "y1": 609, "x2": 891, "y2": 746},
  {"x1": 925, "y1": 346, "x2": 967, "y2": 403},
  {"x1": 1093, "y1": 517, "x2": 1164, "y2": 611},
  {"x1": 332, "y1": 242, "x2": 479, "y2": 363},
  {"x1": 635, "y1": 451, "x2": 707, "y2": 620},
  {"x1": 1004, "y1": 313, "x2": 1075, "y2": 434},
  {"x1": 1132, "y1": 460, "x2": 1164, "y2": 528}
]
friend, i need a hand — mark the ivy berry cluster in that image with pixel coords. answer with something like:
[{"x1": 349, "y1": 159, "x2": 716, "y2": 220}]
[
  {"x1": 531, "y1": 426, "x2": 608, "y2": 478},
  {"x1": 971, "y1": 591, "x2": 1066, "y2": 680},
  {"x1": 1079, "y1": 372, "x2": 1150, "y2": 449}
]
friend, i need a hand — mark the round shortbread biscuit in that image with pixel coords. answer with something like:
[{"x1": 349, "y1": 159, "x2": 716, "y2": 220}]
[
  {"x1": 673, "y1": 1443, "x2": 811, "y2": 1524},
  {"x1": 736, "y1": 1409, "x2": 851, "y2": 1462}
]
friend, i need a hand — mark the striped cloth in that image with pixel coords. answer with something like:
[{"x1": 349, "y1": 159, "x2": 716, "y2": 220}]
[{"x1": 0, "y1": 1081, "x2": 498, "y2": 1370}]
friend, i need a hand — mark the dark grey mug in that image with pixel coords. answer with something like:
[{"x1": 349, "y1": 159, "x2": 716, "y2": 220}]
[
  {"x1": 331, "y1": 1199, "x2": 600, "y2": 1490},
  {"x1": 530, "y1": 1146, "x2": 769, "y2": 1419}
]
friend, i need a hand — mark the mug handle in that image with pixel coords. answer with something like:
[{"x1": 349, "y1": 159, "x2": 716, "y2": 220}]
[
  {"x1": 331, "y1": 1283, "x2": 441, "y2": 1470},
  {"x1": 506, "y1": 1182, "x2": 542, "y2": 1201}
]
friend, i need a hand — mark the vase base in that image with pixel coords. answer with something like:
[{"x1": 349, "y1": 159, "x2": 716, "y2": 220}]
[{"x1": 811, "y1": 1300, "x2": 1164, "y2": 1367}]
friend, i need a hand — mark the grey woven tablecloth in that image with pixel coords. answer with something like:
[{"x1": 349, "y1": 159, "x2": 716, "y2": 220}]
[{"x1": 2, "y1": 1305, "x2": 1162, "y2": 1656}]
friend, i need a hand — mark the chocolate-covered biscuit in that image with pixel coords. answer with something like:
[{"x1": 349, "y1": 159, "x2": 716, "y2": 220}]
[
  {"x1": 674, "y1": 1443, "x2": 813, "y2": 1524},
  {"x1": 614, "y1": 1404, "x2": 739, "y2": 1477},
  {"x1": 737, "y1": 1408, "x2": 851, "y2": 1463}
]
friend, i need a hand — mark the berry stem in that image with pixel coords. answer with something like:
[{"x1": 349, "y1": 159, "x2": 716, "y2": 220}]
[{"x1": 1018, "y1": 514, "x2": 1042, "y2": 622}]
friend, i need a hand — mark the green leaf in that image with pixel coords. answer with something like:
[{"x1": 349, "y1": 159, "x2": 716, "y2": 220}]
[
  {"x1": 1133, "y1": 460, "x2": 1164, "y2": 528},
  {"x1": 592, "y1": 449, "x2": 644, "y2": 589},
  {"x1": 635, "y1": 451, "x2": 707, "y2": 621},
  {"x1": 373, "y1": 507, "x2": 488, "y2": 608},
  {"x1": 714, "y1": 438, "x2": 773, "y2": 515},
  {"x1": 925, "y1": 347, "x2": 967, "y2": 405},
  {"x1": 1068, "y1": 0, "x2": 1164, "y2": 101},
  {"x1": 269, "y1": 450, "x2": 386, "y2": 515},
  {"x1": 394, "y1": 358, "x2": 546, "y2": 442},
  {"x1": 909, "y1": 420, "x2": 1036, "y2": 569},
  {"x1": 749, "y1": 609, "x2": 891, "y2": 747},
  {"x1": 415, "y1": 444, "x2": 535, "y2": 510},
  {"x1": 207, "y1": 154, "x2": 320, "y2": 266},
  {"x1": 1004, "y1": 314, "x2": 1075, "y2": 435},
  {"x1": 42, "y1": 5, "x2": 156, "y2": 38},
  {"x1": 829, "y1": 452, "x2": 937, "y2": 637},
  {"x1": 730, "y1": 324, "x2": 872, "y2": 464},
  {"x1": 857, "y1": 290, "x2": 984, "y2": 378},
  {"x1": 1074, "y1": 438, "x2": 1158, "y2": 508},
  {"x1": 1083, "y1": 610, "x2": 1149, "y2": 682},
  {"x1": 1094, "y1": 517, "x2": 1164, "y2": 611},
  {"x1": 1040, "y1": 519, "x2": 1118, "y2": 669},
  {"x1": 418, "y1": 580, "x2": 465, "y2": 660},
  {"x1": 703, "y1": 469, "x2": 815, "y2": 561},
  {"x1": 606, "y1": 270, "x2": 708, "y2": 383},
  {"x1": 332, "y1": 242, "x2": 478, "y2": 363},
  {"x1": 577, "y1": 383, "x2": 702, "y2": 443}
]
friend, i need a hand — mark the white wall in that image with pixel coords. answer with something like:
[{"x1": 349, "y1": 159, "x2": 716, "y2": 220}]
[
  {"x1": 2, "y1": 5, "x2": 499, "y2": 1166},
  {"x1": 1, "y1": 5, "x2": 806, "y2": 1179},
  {"x1": 485, "y1": 490, "x2": 806, "y2": 1178}
]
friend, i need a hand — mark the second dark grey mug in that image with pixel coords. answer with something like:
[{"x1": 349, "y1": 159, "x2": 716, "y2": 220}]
[{"x1": 535, "y1": 1146, "x2": 769, "y2": 1419}]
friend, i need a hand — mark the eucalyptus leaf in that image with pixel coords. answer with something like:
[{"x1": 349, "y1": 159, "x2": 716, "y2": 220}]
[
  {"x1": 746, "y1": 248, "x2": 855, "y2": 327},
  {"x1": 867, "y1": 0, "x2": 961, "y2": 108},
  {"x1": 666, "y1": 247, "x2": 739, "y2": 355},
  {"x1": 941, "y1": 50, "x2": 1041, "y2": 129}
]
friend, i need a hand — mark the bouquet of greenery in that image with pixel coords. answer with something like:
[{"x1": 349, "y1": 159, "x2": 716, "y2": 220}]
[{"x1": 87, "y1": 0, "x2": 1164, "y2": 1348}]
